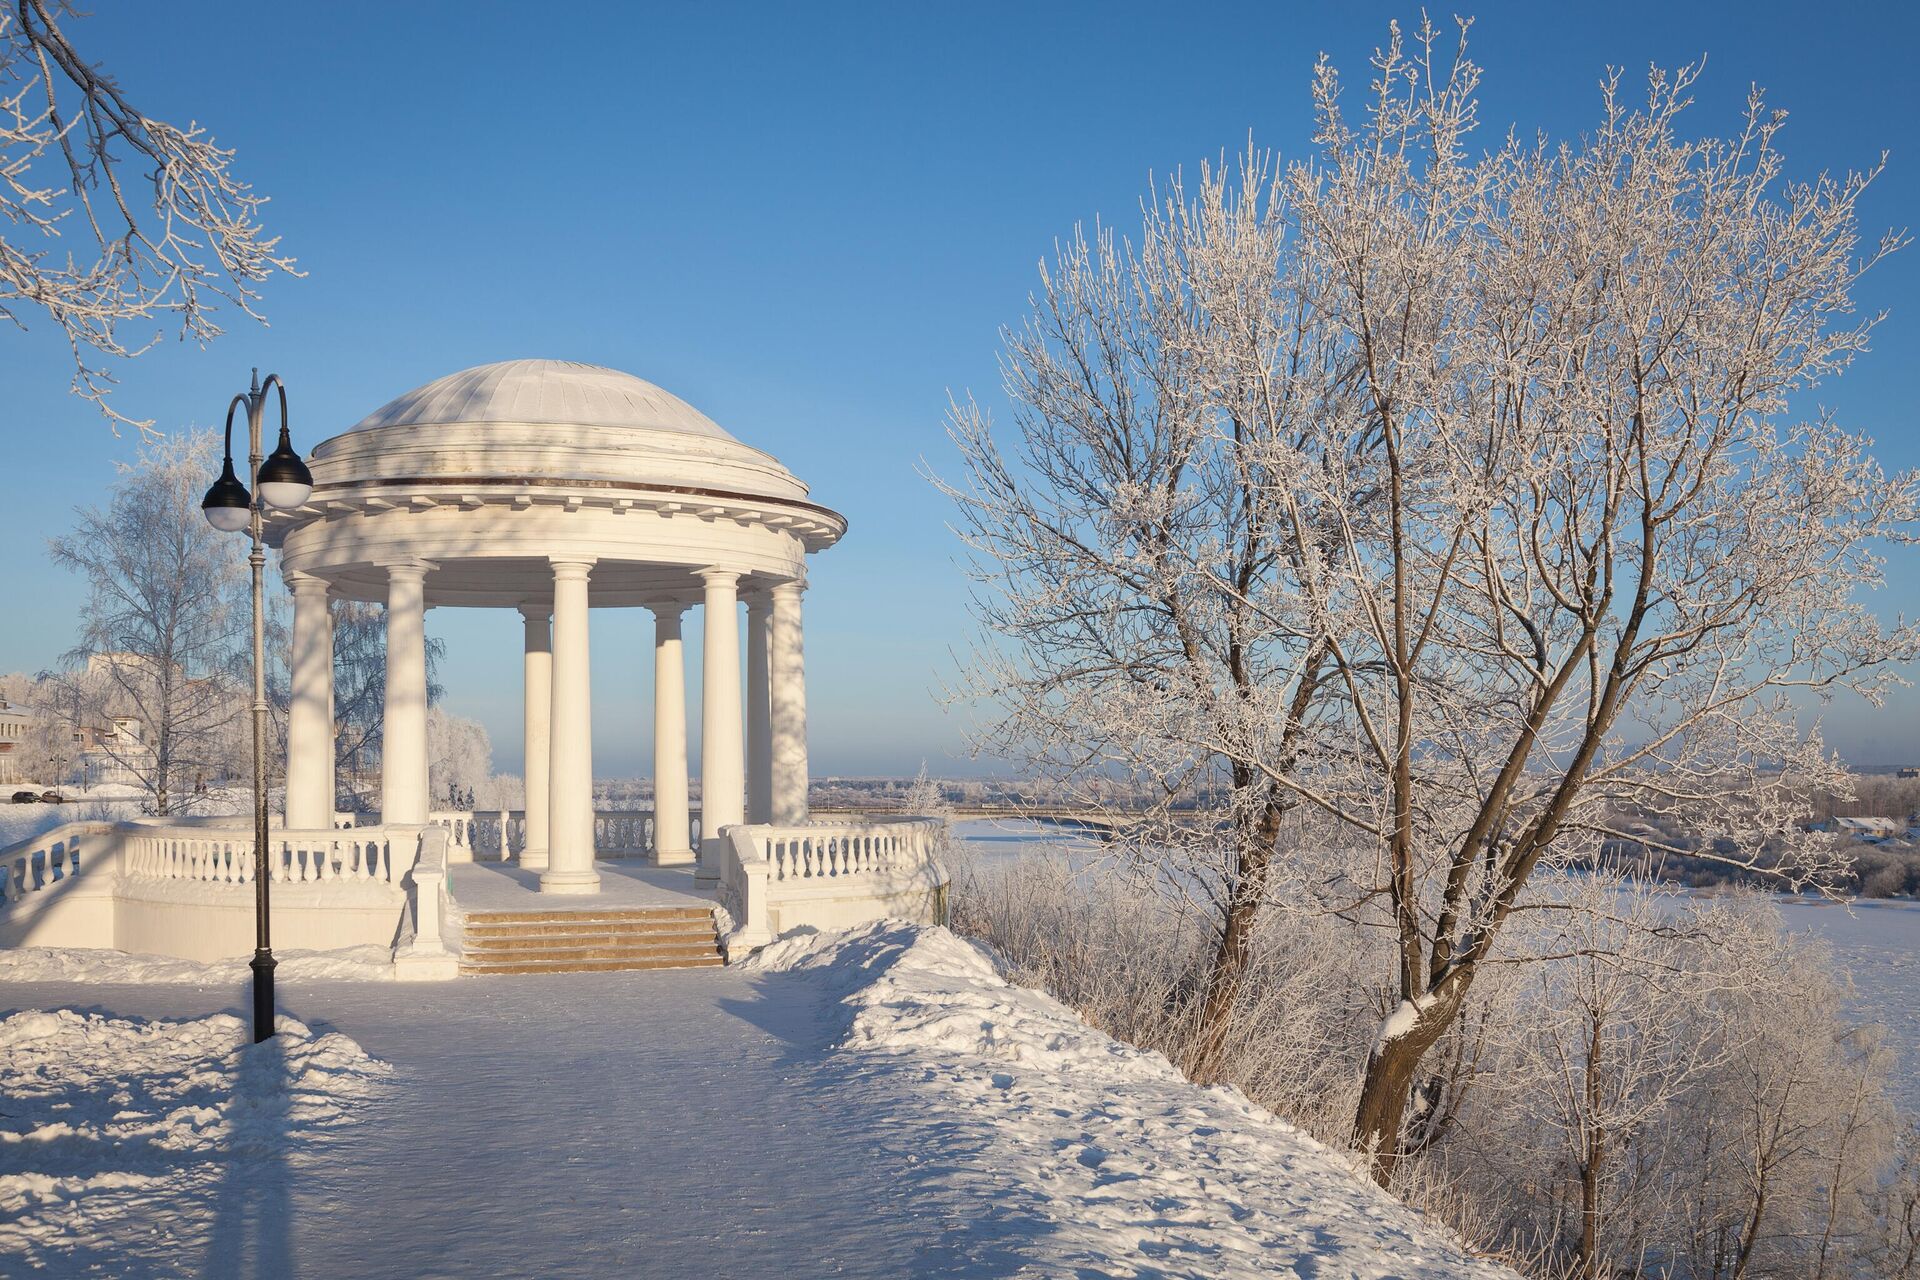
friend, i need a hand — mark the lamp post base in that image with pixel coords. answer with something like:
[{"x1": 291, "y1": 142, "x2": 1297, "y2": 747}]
[{"x1": 250, "y1": 949, "x2": 277, "y2": 1042}]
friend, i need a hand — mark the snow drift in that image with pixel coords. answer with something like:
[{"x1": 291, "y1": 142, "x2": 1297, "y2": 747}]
[
  {"x1": 0, "y1": 1008, "x2": 390, "y2": 1270},
  {"x1": 747, "y1": 922, "x2": 1517, "y2": 1279}
]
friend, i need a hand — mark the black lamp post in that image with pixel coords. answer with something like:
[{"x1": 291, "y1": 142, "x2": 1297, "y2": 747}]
[{"x1": 201, "y1": 369, "x2": 313, "y2": 1043}]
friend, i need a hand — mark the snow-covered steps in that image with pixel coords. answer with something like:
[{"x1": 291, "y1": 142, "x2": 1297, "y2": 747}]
[{"x1": 458, "y1": 905, "x2": 723, "y2": 975}]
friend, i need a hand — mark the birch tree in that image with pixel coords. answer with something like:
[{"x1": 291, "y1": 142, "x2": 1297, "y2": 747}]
[
  {"x1": 1, "y1": 1, "x2": 294, "y2": 431},
  {"x1": 48, "y1": 429, "x2": 248, "y2": 812}
]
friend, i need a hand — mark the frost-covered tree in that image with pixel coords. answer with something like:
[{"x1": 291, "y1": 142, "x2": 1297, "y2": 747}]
[
  {"x1": 426, "y1": 705, "x2": 492, "y2": 811},
  {"x1": 949, "y1": 17, "x2": 1916, "y2": 1182},
  {"x1": 941, "y1": 147, "x2": 1346, "y2": 1078},
  {"x1": 1282, "y1": 27, "x2": 1913, "y2": 1178},
  {"x1": 1, "y1": 1, "x2": 295, "y2": 431},
  {"x1": 48, "y1": 430, "x2": 249, "y2": 811}
]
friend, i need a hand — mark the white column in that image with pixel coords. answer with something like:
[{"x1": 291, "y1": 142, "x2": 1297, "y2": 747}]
[
  {"x1": 542, "y1": 559, "x2": 600, "y2": 894},
  {"x1": 770, "y1": 579, "x2": 810, "y2": 824},
  {"x1": 746, "y1": 592, "x2": 773, "y2": 824},
  {"x1": 650, "y1": 603, "x2": 694, "y2": 865},
  {"x1": 698, "y1": 569, "x2": 744, "y2": 881},
  {"x1": 284, "y1": 571, "x2": 332, "y2": 829},
  {"x1": 322, "y1": 593, "x2": 336, "y2": 821},
  {"x1": 381, "y1": 561, "x2": 431, "y2": 826},
  {"x1": 519, "y1": 604, "x2": 552, "y2": 869}
]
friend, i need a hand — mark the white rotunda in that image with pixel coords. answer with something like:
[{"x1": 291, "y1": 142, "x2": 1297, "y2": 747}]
[
  {"x1": 0, "y1": 359, "x2": 947, "y2": 977},
  {"x1": 272, "y1": 359, "x2": 845, "y2": 894}
]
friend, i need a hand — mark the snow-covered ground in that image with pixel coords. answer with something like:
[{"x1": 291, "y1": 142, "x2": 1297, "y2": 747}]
[
  {"x1": 0, "y1": 944, "x2": 396, "y2": 985},
  {"x1": 0, "y1": 787, "x2": 146, "y2": 850},
  {"x1": 1, "y1": 915, "x2": 1515, "y2": 1277},
  {"x1": 0, "y1": 784, "x2": 255, "y2": 852},
  {"x1": 748, "y1": 921, "x2": 1512, "y2": 1278},
  {"x1": 1, "y1": 1008, "x2": 389, "y2": 1272}
]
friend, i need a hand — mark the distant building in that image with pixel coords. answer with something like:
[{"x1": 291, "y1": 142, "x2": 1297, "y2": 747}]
[
  {"x1": 78, "y1": 715, "x2": 153, "y2": 788},
  {"x1": 1834, "y1": 815, "x2": 1905, "y2": 842},
  {"x1": 1899, "y1": 767, "x2": 1920, "y2": 779},
  {"x1": 0, "y1": 699, "x2": 35, "y2": 785}
]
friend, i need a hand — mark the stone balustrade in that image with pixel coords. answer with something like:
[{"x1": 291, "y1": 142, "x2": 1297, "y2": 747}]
[
  {"x1": 719, "y1": 815, "x2": 949, "y2": 956},
  {"x1": 0, "y1": 817, "x2": 429, "y2": 964},
  {"x1": 122, "y1": 825, "x2": 415, "y2": 885},
  {"x1": 758, "y1": 819, "x2": 936, "y2": 882},
  {"x1": 427, "y1": 811, "x2": 475, "y2": 858},
  {"x1": 464, "y1": 808, "x2": 703, "y2": 861},
  {"x1": 0, "y1": 821, "x2": 113, "y2": 906},
  {"x1": 393, "y1": 825, "x2": 458, "y2": 980}
]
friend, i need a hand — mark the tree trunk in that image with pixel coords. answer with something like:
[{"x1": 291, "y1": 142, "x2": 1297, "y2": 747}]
[
  {"x1": 1353, "y1": 985, "x2": 1464, "y2": 1185},
  {"x1": 1187, "y1": 791, "x2": 1282, "y2": 1081}
]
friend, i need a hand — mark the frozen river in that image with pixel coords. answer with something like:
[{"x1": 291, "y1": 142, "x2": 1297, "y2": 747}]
[
  {"x1": 1773, "y1": 895, "x2": 1920, "y2": 1112},
  {"x1": 949, "y1": 820, "x2": 1920, "y2": 1115}
]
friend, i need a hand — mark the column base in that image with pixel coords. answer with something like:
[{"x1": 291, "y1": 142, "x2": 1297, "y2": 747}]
[
  {"x1": 655, "y1": 846, "x2": 696, "y2": 867},
  {"x1": 539, "y1": 869, "x2": 602, "y2": 895},
  {"x1": 520, "y1": 849, "x2": 551, "y2": 871}
]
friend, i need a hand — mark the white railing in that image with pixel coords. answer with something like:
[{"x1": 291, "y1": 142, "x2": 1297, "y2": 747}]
[
  {"x1": 120, "y1": 824, "x2": 417, "y2": 885},
  {"x1": 759, "y1": 819, "x2": 937, "y2": 882},
  {"x1": 393, "y1": 825, "x2": 457, "y2": 979},
  {"x1": 428, "y1": 811, "x2": 475, "y2": 859},
  {"x1": 467, "y1": 809, "x2": 702, "y2": 861},
  {"x1": 720, "y1": 815, "x2": 948, "y2": 954},
  {"x1": 1, "y1": 820, "x2": 115, "y2": 907}
]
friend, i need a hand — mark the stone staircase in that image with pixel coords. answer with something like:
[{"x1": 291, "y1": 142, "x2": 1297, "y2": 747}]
[{"x1": 458, "y1": 904, "x2": 724, "y2": 976}]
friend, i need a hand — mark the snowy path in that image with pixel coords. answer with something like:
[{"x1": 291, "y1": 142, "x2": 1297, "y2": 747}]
[
  {"x1": 4, "y1": 967, "x2": 950, "y2": 1278},
  {"x1": 4, "y1": 926, "x2": 1513, "y2": 1278}
]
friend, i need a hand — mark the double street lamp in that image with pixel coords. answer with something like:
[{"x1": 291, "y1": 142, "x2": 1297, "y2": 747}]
[{"x1": 201, "y1": 369, "x2": 313, "y2": 1043}]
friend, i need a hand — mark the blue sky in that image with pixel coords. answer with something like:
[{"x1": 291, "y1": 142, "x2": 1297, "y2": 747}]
[{"x1": 2, "y1": 1, "x2": 1918, "y2": 776}]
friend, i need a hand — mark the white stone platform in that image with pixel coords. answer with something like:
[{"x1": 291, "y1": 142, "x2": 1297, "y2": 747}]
[{"x1": 449, "y1": 860, "x2": 716, "y2": 913}]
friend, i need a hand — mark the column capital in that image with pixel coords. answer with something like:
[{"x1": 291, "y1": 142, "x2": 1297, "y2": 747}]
[
  {"x1": 377, "y1": 557, "x2": 435, "y2": 583},
  {"x1": 770, "y1": 577, "x2": 808, "y2": 603},
  {"x1": 549, "y1": 557, "x2": 596, "y2": 580},
  {"x1": 647, "y1": 600, "x2": 689, "y2": 624},
  {"x1": 517, "y1": 601, "x2": 552, "y2": 624},
  {"x1": 745, "y1": 592, "x2": 774, "y2": 617},
  {"x1": 284, "y1": 568, "x2": 332, "y2": 596},
  {"x1": 699, "y1": 567, "x2": 742, "y2": 590}
]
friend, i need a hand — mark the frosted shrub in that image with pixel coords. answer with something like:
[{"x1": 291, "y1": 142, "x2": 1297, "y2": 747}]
[
  {"x1": 947, "y1": 844, "x2": 1379, "y2": 1146},
  {"x1": 951, "y1": 854, "x2": 1913, "y2": 1278}
]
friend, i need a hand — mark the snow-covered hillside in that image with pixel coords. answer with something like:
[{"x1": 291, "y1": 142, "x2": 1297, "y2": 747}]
[{"x1": 748, "y1": 922, "x2": 1514, "y2": 1279}]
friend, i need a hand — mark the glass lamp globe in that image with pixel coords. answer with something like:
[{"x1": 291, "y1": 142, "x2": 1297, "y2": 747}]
[
  {"x1": 257, "y1": 427, "x2": 314, "y2": 509},
  {"x1": 201, "y1": 457, "x2": 253, "y2": 532}
]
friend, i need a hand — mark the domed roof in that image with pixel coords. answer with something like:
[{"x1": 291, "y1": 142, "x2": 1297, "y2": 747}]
[{"x1": 350, "y1": 359, "x2": 735, "y2": 441}]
